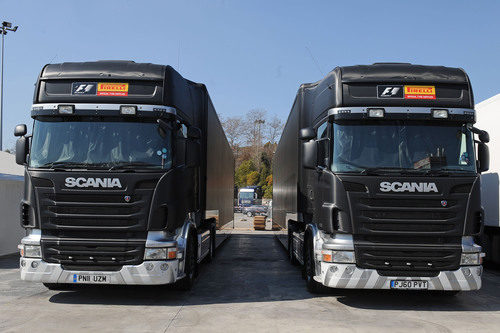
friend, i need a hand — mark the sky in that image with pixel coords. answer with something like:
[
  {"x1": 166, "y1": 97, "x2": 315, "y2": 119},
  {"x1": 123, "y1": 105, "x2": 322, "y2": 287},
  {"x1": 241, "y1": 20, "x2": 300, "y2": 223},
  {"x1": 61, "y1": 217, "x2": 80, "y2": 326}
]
[{"x1": 1, "y1": 0, "x2": 500, "y2": 149}]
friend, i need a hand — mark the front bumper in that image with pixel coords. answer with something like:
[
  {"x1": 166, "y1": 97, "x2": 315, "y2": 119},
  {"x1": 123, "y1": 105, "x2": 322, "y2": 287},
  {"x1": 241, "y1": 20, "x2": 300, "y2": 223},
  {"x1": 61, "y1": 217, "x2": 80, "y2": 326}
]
[
  {"x1": 20, "y1": 258, "x2": 180, "y2": 285},
  {"x1": 318, "y1": 262, "x2": 482, "y2": 290}
]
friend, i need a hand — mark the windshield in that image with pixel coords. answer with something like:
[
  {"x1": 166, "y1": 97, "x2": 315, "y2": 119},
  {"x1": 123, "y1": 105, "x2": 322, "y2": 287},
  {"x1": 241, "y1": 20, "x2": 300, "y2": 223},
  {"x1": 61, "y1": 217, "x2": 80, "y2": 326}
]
[
  {"x1": 29, "y1": 118, "x2": 173, "y2": 170},
  {"x1": 332, "y1": 120, "x2": 476, "y2": 174},
  {"x1": 239, "y1": 192, "x2": 255, "y2": 200}
]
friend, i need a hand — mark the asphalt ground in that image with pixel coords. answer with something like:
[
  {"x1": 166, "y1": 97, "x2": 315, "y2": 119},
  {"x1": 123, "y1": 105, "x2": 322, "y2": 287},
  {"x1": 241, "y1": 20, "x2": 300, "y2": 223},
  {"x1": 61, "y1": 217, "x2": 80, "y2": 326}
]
[{"x1": 1, "y1": 214, "x2": 499, "y2": 332}]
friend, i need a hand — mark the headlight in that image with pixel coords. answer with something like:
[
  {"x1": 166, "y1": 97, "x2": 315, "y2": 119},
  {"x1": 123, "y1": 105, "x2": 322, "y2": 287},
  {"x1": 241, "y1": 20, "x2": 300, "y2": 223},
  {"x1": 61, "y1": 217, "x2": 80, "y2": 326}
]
[
  {"x1": 461, "y1": 253, "x2": 480, "y2": 265},
  {"x1": 322, "y1": 250, "x2": 355, "y2": 263},
  {"x1": 432, "y1": 109, "x2": 449, "y2": 119},
  {"x1": 58, "y1": 105, "x2": 74, "y2": 114},
  {"x1": 20, "y1": 245, "x2": 41, "y2": 258},
  {"x1": 144, "y1": 247, "x2": 177, "y2": 260},
  {"x1": 120, "y1": 105, "x2": 137, "y2": 115},
  {"x1": 367, "y1": 108, "x2": 385, "y2": 118}
]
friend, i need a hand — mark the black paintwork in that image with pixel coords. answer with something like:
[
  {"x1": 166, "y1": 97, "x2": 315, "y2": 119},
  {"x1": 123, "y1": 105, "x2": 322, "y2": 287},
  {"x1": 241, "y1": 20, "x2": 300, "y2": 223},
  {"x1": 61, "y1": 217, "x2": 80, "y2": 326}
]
[
  {"x1": 20, "y1": 61, "x2": 234, "y2": 268},
  {"x1": 273, "y1": 63, "x2": 482, "y2": 275}
]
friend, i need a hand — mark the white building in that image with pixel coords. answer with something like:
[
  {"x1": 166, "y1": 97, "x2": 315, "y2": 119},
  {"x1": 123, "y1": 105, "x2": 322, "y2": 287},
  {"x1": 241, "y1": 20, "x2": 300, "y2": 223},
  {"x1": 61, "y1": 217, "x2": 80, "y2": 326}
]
[{"x1": 0, "y1": 150, "x2": 24, "y2": 256}]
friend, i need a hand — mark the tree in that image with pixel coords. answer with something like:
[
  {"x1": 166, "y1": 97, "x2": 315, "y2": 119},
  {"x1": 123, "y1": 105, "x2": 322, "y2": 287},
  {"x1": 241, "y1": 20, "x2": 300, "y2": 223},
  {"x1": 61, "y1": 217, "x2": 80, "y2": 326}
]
[
  {"x1": 263, "y1": 174, "x2": 273, "y2": 199},
  {"x1": 235, "y1": 160, "x2": 256, "y2": 188},
  {"x1": 246, "y1": 171, "x2": 260, "y2": 186},
  {"x1": 221, "y1": 116, "x2": 243, "y2": 150},
  {"x1": 267, "y1": 115, "x2": 284, "y2": 145}
]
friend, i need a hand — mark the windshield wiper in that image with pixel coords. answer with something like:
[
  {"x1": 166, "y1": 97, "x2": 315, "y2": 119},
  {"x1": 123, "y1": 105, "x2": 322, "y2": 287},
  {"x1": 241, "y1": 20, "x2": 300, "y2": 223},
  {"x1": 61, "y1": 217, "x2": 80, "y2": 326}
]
[
  {"x1": 38, "y1": 161, "x2": 94, "y2": 170},
  {"x1": 423, "y1": 168, "x2": 476, "y2": 176},
  {"x1": 359, "y1": 167, "x2": 410, "y2": 175},
  {"x1": 108, "y1": 161, "x2": 160, "y2": 171}
]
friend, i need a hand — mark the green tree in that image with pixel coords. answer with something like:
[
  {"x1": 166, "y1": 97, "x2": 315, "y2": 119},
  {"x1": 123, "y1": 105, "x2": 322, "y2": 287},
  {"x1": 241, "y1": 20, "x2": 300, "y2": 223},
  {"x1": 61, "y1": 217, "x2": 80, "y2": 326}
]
[
  {"x1": 246, "y1": 171, "x2": 260, "y2": 186},
  {"x1": 235, "y1": 160, "x2": 256, "y2": 187}
]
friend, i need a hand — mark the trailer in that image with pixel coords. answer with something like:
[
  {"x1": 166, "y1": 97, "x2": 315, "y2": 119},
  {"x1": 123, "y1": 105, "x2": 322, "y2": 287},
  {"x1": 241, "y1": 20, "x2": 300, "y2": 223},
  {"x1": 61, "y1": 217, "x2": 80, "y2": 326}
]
[
  {"x1": 273, "y1": 63, "x2": 489, "y2": 293},
  {"x1": 14, "y1": 60, "x2": 234, "y2": 290},
  {"x1": 475, "y1": 93, "x2": 500, "y2": 264}
]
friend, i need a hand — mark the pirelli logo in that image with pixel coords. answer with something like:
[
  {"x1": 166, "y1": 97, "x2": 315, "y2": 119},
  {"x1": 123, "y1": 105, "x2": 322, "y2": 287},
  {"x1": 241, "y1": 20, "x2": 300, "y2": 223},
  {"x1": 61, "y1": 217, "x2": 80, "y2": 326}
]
[
  {"x1": 97, "y1": 82, "x2": 129, "y2": 96},
  {"x1": 404, "y1": 85, "x2": 436, "y2": 100}
]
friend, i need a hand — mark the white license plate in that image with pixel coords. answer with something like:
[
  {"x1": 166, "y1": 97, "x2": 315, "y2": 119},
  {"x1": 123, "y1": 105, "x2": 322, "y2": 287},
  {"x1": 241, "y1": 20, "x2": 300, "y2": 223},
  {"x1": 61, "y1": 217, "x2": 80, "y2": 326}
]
[
  {"x1": 390, "y1": 280, "x2": 428, "y2": 290},
  {"x1": 72, "y1": 274, "x2": 111, "y2": 284}
]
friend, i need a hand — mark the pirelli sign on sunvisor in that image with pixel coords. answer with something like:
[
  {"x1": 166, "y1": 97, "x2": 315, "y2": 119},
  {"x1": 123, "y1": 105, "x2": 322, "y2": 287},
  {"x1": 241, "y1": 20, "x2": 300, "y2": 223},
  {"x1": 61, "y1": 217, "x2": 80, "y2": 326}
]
[
  {"x1": 71, "y1": 82, "x2": 129, "y2": 96},
  {"x1": 377, "y1": 85, "x2": 436, "y2": 100}
]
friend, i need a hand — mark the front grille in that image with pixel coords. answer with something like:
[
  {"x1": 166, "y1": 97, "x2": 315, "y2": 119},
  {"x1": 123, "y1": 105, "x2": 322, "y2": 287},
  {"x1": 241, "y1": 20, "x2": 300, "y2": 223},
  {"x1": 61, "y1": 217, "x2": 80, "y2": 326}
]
[
  {"x1": 353, "y1": 197, "x2": 464, "y2": 235},
  {"x1": 42, "y1": 240, "x2": 144, "y2": 266},
  {"x1": 355, "y1": 244, "x2": 461, "y2": 274},
  {"x1": 38, "y1": 191, "x2": 151, "y2": 231}
]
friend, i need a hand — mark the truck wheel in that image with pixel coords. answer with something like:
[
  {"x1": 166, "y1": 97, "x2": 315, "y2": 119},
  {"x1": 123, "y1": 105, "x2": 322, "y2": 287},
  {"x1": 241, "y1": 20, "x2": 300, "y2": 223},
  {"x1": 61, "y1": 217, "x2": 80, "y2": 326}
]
[
  {"x1": 304, "y1": 236, "x2": 324, "y2": 294},
  {"x1": 176, "y1": 235, "x2": 197, "y2": 291},
  {"x1": 247, "y1": 211, "x2": 253, "y2": 217},
  {"x1": 207, "y1": 227, "x2": 216, "y2": 262},
  {"x1": 43, "y1": 283, "x2": 76, "y2": 291},
  {"x1": 288, "y1": 232, "x2": 299, "y2": 266}
]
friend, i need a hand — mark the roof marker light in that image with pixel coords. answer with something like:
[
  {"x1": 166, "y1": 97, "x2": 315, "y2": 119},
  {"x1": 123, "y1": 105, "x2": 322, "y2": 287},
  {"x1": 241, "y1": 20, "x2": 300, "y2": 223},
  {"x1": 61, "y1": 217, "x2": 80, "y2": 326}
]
[
  {"x1": 432, "y1": 109, "x2": 449, "y2": 118},
  {"x1": 120, "y1": 105, "x2": 137, "y2": 115},
  {"x1": 58, "y1": 105, "x2": 74, "y2": 114},
  {"x1": 367, "y1": 108, "x2": 385, "y2": 118}
]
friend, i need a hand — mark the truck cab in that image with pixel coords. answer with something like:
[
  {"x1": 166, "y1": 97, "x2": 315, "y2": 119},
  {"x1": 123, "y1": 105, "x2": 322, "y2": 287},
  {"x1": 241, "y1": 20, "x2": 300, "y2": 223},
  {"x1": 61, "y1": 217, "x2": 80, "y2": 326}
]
[
  {"x1": 15, "y1": 61, "x2": 234, "y2": 289},
  {"x1": 274, "y1": 63, "x2": 489, "y2": 293}
]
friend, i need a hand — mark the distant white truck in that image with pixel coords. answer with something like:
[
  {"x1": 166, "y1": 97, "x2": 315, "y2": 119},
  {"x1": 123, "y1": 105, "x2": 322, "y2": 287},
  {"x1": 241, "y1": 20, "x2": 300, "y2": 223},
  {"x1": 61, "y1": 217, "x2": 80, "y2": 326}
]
[{"x1": 476, "y1": 94, "x2": 500, "y2": 264}]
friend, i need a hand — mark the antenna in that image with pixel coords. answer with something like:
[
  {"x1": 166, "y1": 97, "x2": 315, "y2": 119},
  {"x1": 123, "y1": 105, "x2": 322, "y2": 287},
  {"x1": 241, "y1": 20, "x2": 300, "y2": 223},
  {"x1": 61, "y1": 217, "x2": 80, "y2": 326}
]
[
  {"x1": 48, "y1": 54, "x2": 58, "y2": 64},
  {"x1": 305, "y1": 46, "x2": 323, "y2": 76}
]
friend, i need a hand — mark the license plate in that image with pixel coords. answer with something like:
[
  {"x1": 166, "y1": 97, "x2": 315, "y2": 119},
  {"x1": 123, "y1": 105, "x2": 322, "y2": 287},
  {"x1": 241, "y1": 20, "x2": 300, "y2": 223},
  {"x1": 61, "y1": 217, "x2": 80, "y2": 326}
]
[
  {"x1": 72, "y1": 274, "x2": 111, "y2": 284},
  {"x1": 390, "y1": 280, "x2": 428, "y2": 290}
]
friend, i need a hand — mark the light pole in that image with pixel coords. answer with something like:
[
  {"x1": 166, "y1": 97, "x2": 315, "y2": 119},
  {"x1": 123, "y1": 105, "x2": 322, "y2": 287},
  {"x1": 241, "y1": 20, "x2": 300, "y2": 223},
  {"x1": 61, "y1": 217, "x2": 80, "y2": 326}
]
[
  {"x1": 0, "y1": 21, "x2": 18, "y2": 151},
  {"x1": 254, "y1": 119, "x2": 265, "y2": 166}
]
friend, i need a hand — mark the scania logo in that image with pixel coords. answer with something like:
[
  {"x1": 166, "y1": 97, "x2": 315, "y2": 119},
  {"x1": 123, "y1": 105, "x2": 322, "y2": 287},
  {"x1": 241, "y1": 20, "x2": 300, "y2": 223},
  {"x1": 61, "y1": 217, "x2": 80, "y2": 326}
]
[
  {"x1": 379, "y1": 182, "x2": 438, "y2": 193},
  {"x1": 65, "y1": 177, "x2": 122, "y2": 188}
]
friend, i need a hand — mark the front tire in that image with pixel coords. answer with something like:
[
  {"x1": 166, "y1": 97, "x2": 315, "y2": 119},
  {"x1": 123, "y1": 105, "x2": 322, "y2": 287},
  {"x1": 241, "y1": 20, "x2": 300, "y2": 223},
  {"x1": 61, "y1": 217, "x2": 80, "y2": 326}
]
[
  {"x1": 176, "y1": 235, "x2": 197, "y2": 291},
  {"x1": 304, "y1": 235, "x2": 324, "y2": 293},
  {"x1": 246, "y1": 211, "x2": 253, "y2": 217},
  {"x1": 207, "y1": 227, "x2": 216, "y2": 262},
  {"x1": 288, "y1": 230, "x2": 299, "y2": 266}
]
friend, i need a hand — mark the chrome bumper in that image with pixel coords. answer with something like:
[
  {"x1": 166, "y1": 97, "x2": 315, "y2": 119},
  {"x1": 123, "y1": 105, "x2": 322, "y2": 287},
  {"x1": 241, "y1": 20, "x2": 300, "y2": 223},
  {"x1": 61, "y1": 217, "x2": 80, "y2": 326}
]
[
  {"x1": 317, "y1": 263, "x2": 482, "y2": 290},
  {"x1": 20, "y1": 258, "x2": 180, "y2": 285}
]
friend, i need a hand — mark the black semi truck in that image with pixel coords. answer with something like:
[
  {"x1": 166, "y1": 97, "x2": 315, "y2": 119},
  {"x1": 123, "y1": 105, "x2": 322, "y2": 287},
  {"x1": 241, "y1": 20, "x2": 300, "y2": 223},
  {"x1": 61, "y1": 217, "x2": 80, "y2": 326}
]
[
  {"x1": 14, "y1": 61, "x2": 234, "y2": 289},
  {"x1": 273, "y1": 63, "x2": 489, "y2": 293}
]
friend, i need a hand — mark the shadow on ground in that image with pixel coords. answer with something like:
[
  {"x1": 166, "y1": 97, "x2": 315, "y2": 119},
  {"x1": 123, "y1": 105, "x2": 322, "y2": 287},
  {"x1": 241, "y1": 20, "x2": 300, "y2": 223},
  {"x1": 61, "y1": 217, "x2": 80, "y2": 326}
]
[{"x1": 43, "y1": 232, "x2": 500, "y2": 312}]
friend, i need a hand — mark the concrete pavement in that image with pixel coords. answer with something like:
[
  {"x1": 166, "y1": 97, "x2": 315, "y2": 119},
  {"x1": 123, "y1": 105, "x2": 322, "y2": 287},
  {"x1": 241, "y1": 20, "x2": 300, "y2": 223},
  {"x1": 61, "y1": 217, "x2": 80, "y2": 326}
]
[{"x1": 1, "y1": 227, "x2": 500, "y2": 332}]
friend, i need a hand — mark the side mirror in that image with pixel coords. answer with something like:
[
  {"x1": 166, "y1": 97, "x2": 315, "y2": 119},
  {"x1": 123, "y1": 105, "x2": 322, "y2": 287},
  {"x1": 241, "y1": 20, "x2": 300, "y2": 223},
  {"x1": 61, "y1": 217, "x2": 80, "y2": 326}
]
[
  {"x1": 187, "y1": 127, "x2": 201, "y2": 140},
  {"x1": 14, "y1": 124, "x2": 27, "y2": 137},
  {"x1": 299, "y1": 127, "x2": 315, "y2": 141},
  {"x1": 478, "y1": 142, "x2": 489, "y2": 173},
  {"x1": 186, "y1": 140, "x2": 201, "y2": 168},
  {"x1": 479, "y1": 131, "x2": 490, "y2": 143},
  {"x1": 302, "y1": 140, "x2": 317, "y2": 169},
  {"x1": 471, "y1": 126, "x2": 490, "y2": 143},
  {"x1": 16, "y1": 136, "x2": 29, "y2": 165}
]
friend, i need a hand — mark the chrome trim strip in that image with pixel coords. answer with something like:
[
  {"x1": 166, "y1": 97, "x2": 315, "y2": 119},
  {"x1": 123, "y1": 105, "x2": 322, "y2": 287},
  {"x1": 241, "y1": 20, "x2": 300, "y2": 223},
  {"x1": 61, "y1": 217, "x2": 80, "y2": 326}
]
[
  {"x1": 31, "y1": 103, "x2": 177, "y2": 114},
  {"x1": 20, "y1": 229, "x2": 41, "y2": 246},
  {"x1": 328, "y1": 106, "x2": 475, "y2": 116},
  {"x1": 145, "y1": 231, "x2": 177, "y2": 248}
]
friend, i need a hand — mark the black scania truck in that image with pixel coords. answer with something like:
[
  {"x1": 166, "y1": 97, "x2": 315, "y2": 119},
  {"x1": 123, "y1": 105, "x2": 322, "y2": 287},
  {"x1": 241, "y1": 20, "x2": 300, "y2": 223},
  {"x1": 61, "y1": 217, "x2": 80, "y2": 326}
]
[
  {"x1": 14, "y1": 61, "x2": 234, "y2": 290},
  {"x1": 273, "y1": 63, "x2": 490, "y2": 293}
]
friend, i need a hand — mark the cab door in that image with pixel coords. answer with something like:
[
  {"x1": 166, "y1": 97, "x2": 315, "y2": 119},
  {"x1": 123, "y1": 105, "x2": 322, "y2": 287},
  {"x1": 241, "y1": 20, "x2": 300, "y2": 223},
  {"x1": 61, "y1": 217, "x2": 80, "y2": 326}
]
[{"x1": 312, "y1": 121, "x2": 336, "y2": 232}]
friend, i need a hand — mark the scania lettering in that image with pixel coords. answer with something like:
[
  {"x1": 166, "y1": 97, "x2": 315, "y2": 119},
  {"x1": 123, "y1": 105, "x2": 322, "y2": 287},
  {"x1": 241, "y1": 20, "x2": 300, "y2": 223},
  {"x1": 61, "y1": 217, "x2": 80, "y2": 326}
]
[
  {"x1": 14, "y1": 61, "x2": 234, "y2": 290},
  {"x1": 379, "y1": 182, "x2": 438, "y2": 193},
  {"x1": 273, "y1": 63, "x2": 489, "y2": 294},
  {"x1": 64, "y1": 177, "x2": 122, "y2": 188}
]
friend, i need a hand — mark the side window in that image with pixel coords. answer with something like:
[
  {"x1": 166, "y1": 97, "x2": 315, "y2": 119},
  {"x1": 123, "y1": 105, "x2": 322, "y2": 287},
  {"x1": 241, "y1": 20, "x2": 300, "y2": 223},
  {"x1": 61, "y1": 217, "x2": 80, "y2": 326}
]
[
  {"x1": 177, "y1": 122, "x2": 188, "y2": 138},
  {"x1": 316, "y1": 122, "x2": 329, "y2": 167}
]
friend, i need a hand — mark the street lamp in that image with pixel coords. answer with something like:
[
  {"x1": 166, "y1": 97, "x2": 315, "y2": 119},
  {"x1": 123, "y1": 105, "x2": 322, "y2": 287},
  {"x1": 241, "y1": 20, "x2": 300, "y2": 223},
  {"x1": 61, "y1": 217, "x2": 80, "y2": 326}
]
[{"x1": 0, "y1": 21, "x2": 18, "y2": 151}]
